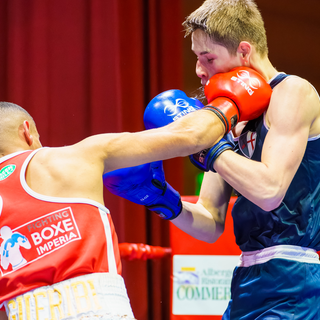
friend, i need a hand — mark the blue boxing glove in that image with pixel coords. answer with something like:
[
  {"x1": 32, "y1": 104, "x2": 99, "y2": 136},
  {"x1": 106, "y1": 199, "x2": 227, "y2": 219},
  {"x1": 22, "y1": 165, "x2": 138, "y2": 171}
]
[
  {"x1": 144, "y1": 89, "x2": 204, "y2": 129},
  {"x1": 103, "y1": 161, "x2": 182, "y2": 220},
  {"x1": 189, "y1": 133, "x2": 235, "y2": 172},
  {"x1": 103, "y1": 90, "x2": 199, "y2": 220}
]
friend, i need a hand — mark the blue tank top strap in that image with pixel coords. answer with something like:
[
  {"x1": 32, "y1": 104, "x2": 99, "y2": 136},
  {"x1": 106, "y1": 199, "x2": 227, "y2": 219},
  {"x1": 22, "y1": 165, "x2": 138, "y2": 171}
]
[
  {"x1": 238, "y1": 73, "x2": 290, "y2": 139},
  {"x1": 269, "y1": 73, "x2": 290, "y2": 89}
]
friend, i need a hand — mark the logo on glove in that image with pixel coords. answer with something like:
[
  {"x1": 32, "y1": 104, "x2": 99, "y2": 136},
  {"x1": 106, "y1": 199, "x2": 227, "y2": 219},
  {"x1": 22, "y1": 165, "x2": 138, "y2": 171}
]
[
  {"x1": 164, "y1": 99, "x2": 198, "y2": 121},
  {"x1": 231, "y1": 70, "x2": 261, "y2": 96}
]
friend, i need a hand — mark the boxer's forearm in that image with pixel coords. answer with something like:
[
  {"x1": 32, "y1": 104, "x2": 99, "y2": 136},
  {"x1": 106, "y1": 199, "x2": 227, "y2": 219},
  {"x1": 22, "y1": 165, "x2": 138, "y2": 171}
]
[
  {"x1": 172, "y1": 200, "x2": 225, "y2": 243},
  {"x1": 99, "y1": 109, "x2": 225, "y2": 172}
]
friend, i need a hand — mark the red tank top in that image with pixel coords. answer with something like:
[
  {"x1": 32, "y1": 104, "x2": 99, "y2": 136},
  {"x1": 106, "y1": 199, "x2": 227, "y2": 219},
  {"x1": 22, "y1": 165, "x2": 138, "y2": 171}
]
[{"x1": 0, "y1": 150, "x2": 121, "y2": 304}]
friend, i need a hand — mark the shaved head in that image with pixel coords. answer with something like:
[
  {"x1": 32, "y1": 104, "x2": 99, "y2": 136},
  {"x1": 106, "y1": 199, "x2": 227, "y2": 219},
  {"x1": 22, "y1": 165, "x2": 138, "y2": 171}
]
[
  {"x1": 0, "y1": 102, "x2": 39, "y2": 154},
  {"x1": 0, "y1": 101, "x2": 33, "y2": 120}
]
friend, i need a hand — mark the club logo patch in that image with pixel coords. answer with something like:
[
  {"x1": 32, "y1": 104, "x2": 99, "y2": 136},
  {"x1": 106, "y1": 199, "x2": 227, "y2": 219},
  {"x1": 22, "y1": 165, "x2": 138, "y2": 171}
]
[
  {"x1": 0, "y1": 207, "x2": 81, "y2": 275},
  {"x1": 239, "y1": 131, "x2": 257, "y2": 158},
  {"x1": 0, "y1": 165, "x2": 16, "y2": 181}
]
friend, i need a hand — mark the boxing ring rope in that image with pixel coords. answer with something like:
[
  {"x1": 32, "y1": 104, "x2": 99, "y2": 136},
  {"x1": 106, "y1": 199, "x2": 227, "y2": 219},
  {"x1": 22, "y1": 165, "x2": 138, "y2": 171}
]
[
  {"x1": 118, "y1": 196, "x2": 199, "y2": 261},
  {"x1": 119, "y1": 242, "x2": 172, "y2": 261}
]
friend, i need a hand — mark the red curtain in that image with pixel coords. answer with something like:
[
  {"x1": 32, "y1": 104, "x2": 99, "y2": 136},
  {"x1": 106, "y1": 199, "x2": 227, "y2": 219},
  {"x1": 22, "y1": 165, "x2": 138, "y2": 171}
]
[{"x1": 0, "y1": 1, "x2": 184, "y2": 319}]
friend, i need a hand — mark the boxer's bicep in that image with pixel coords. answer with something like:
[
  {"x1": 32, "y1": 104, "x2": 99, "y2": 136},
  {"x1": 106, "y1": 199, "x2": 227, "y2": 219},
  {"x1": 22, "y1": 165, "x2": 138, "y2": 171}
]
[{"x1": 262, "y1": 77, "x2": 316, "y2": 196}]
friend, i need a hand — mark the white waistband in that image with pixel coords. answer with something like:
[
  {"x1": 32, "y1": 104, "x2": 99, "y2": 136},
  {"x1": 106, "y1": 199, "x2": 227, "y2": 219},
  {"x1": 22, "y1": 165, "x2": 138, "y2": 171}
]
[
  {"x1": 4, "y1": 273, "x2": 136, "y2": 320},
  {"x1": 238, "y1": 245, "x2": 320, "y2": 267}
]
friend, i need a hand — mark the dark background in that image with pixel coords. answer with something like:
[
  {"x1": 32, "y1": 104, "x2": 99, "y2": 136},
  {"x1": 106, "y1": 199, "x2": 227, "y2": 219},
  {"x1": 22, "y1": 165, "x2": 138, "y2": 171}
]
[{"x1": 0, "y1": 1, "x2": 319, "y2": 319}]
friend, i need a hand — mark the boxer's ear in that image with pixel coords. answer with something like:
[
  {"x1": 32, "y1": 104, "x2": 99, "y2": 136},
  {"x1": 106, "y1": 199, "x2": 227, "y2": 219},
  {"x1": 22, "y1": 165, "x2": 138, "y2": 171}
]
[
  {"x1": 22, "y1": 120, "x2": 33, "y2": 146},
  {"x1": 237, "y1": 41, "x2": 252, "y2": 65}
]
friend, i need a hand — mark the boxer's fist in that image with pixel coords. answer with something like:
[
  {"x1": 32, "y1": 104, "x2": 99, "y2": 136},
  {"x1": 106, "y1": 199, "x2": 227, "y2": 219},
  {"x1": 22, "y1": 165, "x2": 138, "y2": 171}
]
[
  {"x1": 144, "y1": 89, "x2": 204, "y2": 129},
  {"x1": 204, "y1": 67, "x2": 272, "y2": 133},
  {"x1": 189, "y1": 133, "x2": 235, "y2": 172},
  {"x1": 103, "y1": 161, "x2": 182, "y2": 220}
]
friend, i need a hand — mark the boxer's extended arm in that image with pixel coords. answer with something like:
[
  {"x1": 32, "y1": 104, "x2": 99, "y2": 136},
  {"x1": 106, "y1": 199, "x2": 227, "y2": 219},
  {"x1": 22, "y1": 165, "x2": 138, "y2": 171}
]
[
  {"x1": 172, "y1": 171, "x2": 233, "y2": 243},
  {"x1": 27, "y1": 109, "x2": 224, "y2": 203},
  {"x1": 93, "y1": 108, "x2": 225, "y2": 172},
  {"x1": 214, "y1": 77, "x2": 320, "y2": 211},
  {"x1": 56, "y1": 67, "x2": 271, "y2": 175},
  {"x1": 28, "y1": 70, "x2": 270, "y2": 204},
  {"x1": 103, "y1": 68, "x2": 272, "y2": 172}
]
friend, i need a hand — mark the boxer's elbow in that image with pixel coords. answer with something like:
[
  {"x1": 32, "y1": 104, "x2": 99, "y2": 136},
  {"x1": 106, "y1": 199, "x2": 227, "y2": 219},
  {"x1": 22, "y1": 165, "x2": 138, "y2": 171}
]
[
  {"x1": 204, "y1": 222, "x2": 225, "y2": 243},
  {"x1": 260, "y1": 195, "x2": 284, "y2": 212},
  {"x1": 257, "y1": 183, "x2": 285, "y2": 212}
]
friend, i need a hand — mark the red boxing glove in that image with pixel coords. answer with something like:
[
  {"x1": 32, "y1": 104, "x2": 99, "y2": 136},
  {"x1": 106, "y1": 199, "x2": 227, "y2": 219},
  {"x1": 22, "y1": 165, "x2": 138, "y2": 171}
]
[{"x1": 204, "y1": 67, "x2": 272, "y2": 133}]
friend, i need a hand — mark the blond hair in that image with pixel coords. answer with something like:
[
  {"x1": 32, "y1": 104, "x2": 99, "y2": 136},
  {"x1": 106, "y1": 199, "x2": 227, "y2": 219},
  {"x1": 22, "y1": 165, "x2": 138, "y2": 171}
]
[{"x1": 183, "y1": 0, "x2": 268, "y2": 56}]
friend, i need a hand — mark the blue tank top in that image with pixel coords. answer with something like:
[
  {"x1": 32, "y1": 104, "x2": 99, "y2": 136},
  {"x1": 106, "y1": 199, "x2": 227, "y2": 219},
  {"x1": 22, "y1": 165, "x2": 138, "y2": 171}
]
[{"x1": 232, "y1": 73, "x2": 320, "y2": 252}]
